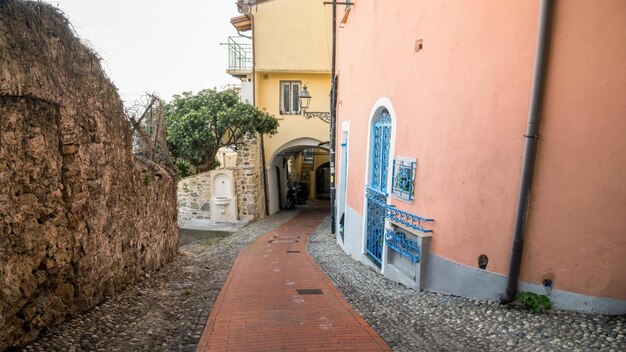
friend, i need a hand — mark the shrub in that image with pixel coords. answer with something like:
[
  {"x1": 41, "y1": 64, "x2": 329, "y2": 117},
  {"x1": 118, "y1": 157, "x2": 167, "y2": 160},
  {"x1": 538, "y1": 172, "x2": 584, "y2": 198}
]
[{"x1": 516, "y1": 291, "x2": 552, "y2": 313}]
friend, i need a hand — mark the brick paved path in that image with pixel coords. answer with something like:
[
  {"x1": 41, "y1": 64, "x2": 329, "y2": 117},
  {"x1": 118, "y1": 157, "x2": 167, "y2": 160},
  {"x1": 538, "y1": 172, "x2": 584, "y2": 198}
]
[{"x1": 196, "y1": 206, "x2": 391, "y2": 352}]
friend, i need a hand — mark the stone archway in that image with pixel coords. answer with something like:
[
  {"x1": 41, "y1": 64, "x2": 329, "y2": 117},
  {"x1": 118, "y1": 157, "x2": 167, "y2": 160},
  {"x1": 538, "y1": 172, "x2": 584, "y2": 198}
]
[{"x1": 266, "y1": 138, "x2": 329, "y2": 215}]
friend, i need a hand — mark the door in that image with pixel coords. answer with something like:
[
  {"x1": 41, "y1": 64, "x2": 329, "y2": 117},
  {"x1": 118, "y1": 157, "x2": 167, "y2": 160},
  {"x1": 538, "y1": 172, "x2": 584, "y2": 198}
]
[
  {"x1": 338, "y1": 131, "x2": 349, "y2": 242},
  {"x1": 315, "y1": 163, "x2": 331, "y2": 198},
  {"x1": 275, "y1": 167, "x2": 282, "y2": 210},
  {"x1": 365, "y1": 111, "x2": 391, "y2": 266}
]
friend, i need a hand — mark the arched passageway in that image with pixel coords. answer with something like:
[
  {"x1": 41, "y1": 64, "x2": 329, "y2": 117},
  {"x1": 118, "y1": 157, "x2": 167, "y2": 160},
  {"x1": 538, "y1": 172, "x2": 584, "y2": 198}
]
[{"x1": 266, "y1": 138, "x2": 330, "y2": 215}]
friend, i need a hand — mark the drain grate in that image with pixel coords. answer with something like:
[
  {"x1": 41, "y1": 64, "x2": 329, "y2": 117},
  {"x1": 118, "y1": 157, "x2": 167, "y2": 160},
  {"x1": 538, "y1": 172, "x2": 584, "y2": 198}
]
[
  {"x1": 296, "y1": 288, "x2": 323, "y2": 295},
  {"x1": 286, "y1": 250, "x2": 301, "y2": 253},
  {"x1": 269, "y1": 239, "x2": 298, "y2": 244},
  {"x1": 273, "y1": 235, "x2": 301, "y2": 240}
]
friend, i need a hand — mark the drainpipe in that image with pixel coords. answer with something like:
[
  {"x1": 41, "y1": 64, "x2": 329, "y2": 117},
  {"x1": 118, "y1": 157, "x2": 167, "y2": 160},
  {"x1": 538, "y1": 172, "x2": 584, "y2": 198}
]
[
  {"x1": 501, "y1": 0, "x2": 554, "y2": 304},
  {"x1": 247, "y1": 12, "x2": 269, "y2": 216},
  {"x1": 329, "y1": 0, "x2": 337, "y2": 233}
]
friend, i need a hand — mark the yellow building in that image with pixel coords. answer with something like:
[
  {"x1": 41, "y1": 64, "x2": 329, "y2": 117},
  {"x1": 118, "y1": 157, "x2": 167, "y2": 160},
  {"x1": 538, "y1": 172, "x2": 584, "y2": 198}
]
[{"x1": 228, "y1": 0, "x2": 332, "y2": 214}]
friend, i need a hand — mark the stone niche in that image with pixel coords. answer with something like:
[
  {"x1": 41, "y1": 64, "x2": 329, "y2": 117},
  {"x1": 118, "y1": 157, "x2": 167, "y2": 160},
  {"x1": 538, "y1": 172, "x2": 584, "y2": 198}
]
[{"x1": 0, "y1": 1, "x2": 178, "y2": 349}]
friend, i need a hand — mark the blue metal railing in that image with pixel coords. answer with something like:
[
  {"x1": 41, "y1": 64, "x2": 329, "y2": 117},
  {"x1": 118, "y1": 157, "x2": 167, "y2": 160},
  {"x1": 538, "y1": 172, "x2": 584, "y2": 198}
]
[
  {"x1": 384, "y1": 205, "x2": 433, "y2": 264},
  {"x1": 365, "y1": 187, "x2": 386, "y2": 265},
  {"x1": 385, "y1": 229, "x2": 421, "y2": 263},
  {"x1": 386, "y1": 206, "x2": 434, "y2": 233},
  {"x1": 365, "y1": 185, "x2": 434, "y2": 265}
]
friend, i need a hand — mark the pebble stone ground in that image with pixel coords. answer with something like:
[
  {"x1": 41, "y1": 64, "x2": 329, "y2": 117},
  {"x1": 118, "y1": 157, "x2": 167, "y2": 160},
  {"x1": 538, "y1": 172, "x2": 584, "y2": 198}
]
[
  {"x1": 307, "y1": 216, "x2": 626, "y2": 352},
  {"x1": 20, "y1": 209, "x2": 299, "y2": 352}
]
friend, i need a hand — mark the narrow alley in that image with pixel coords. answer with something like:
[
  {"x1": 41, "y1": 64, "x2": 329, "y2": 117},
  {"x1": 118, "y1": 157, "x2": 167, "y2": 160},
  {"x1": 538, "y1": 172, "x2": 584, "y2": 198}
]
[
  {"x1": 2, "y1": 1, "x2": 626, "y2": 351},
  {"x1": 196, "y1": 204, "x2": 390, "y2": 351}
]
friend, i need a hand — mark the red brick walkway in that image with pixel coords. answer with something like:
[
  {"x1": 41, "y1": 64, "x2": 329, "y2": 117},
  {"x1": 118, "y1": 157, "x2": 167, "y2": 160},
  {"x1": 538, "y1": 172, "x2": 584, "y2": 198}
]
[{"x1": 196, "y1": 206, "x2": 391, "y2": 352}]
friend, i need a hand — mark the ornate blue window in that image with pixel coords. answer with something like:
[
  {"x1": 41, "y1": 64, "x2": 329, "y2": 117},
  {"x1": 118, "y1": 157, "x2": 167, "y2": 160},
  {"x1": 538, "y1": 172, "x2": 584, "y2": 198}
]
[{"x1": 391, "y1": 158, "x2": 416, "y2": 201}]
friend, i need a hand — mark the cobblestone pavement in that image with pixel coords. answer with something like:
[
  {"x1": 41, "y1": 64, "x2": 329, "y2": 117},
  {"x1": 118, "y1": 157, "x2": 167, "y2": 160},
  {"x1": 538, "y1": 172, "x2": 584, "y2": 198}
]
[
  {"x1": 20, "y1": 210, "x2": 299, "y2": 352},
  {"x1": 308, "y1": 217, "x2": 626, "y2": 352}
]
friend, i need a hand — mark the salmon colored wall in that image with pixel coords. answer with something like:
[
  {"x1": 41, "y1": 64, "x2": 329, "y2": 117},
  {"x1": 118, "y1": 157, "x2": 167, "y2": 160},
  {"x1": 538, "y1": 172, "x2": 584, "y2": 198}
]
[{"x1": 336, "y1": 1, "x2": 626, "y2": 300}]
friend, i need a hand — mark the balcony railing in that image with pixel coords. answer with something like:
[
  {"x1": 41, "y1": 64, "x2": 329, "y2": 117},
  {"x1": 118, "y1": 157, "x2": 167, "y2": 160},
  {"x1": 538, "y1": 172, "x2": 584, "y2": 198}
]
[{"x1": 224, "y1": 36, "x2": 252, "y2": 72}]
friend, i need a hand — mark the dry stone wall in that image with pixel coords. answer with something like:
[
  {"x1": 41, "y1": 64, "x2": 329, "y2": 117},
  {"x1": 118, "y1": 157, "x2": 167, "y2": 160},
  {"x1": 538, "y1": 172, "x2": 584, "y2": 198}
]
[
  {"x1": 234, "y1": 166, "x2": 264, "y2": 221},
  {"x1": 0, "y1": 1, "x2": 178, "y2": 349},
  {"x1": 177, "y1": 173, "x2": 212, "y2": 223},
  {"x1": 234, "y1": 134, "x2": 266, "y2": 220},
  {"x1": 177, "y1": 134, "x2": 266, "y2": 223}
]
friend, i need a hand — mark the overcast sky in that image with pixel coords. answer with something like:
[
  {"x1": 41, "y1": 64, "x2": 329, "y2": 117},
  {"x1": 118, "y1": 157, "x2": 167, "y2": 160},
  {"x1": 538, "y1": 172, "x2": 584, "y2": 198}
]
[{"x1": 43, "y1": 0, "x2": 242, "y2": 106}]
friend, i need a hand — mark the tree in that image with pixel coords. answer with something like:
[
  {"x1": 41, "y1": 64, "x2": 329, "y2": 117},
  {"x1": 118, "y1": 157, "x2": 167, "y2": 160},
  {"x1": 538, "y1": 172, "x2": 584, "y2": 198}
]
[{"x1": 165, "y1": 88, "x2": 278, "y2": 177}]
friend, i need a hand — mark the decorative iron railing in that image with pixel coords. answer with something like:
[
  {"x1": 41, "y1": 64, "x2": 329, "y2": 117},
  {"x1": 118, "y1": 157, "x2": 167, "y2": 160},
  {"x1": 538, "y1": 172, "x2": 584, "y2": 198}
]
[
  {"x1": 383, "y1": 205, "x2": 433, "y2": 264},
  {"x1": 385, "y1": 229, "x2": 421, "y2": 263},
  {"x1": 365, "y1": 187, "x2": 387, "y2": 265},
  {"x1": 366, "y1": 186, "x2": 387, "y2": 204},
  {"x1": 386, "y1": 206, "x2": 434, "y2": 233}
]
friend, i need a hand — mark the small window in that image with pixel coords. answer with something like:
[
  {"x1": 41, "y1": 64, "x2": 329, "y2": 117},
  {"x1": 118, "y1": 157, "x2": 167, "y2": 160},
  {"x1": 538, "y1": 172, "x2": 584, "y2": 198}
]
[
  {"x1": 279, "y1": 81, "x2": 301, "y2": 115},
  {"x1": 303, "y1": 148, "x2": 314, "y2": 163},
  {"x1": 391, "y1": 157, "x2": 416, "y2": 201}
]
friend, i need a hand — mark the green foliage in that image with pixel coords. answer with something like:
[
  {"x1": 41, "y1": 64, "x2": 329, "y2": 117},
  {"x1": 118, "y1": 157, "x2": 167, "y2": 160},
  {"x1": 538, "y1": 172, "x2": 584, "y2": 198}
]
[
  {"x1": 143, "y1": 174, "x2": 152, "y2": 187},
  {"x1": 165, "y1": 88, "x2": 278, "y2": 176},
  {"x1": 174, "y1": 158, "x2": 196, "y2": 179},
  {"x1": 516, "y1": 291, "x2": 552, "y2": 313}
]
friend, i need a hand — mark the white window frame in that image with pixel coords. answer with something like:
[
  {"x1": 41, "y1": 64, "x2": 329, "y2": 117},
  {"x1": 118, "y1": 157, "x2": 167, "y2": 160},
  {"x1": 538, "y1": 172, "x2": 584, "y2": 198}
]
[
  {"x1": 303, "y1": 147, "x2": 314, "y2": 163},
  {"x1": 279, "y1": 80, "x2": 301, "y2": 115}
]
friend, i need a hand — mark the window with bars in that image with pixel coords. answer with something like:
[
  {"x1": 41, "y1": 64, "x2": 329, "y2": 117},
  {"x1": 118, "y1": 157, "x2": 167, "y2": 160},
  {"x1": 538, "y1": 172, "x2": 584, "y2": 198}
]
[
  {"x1": 303, "y1": 147, "x2": 314, "y2": 163},
  {"x1": 279, "y1": 81, "x2": 301, "y2": 115}
]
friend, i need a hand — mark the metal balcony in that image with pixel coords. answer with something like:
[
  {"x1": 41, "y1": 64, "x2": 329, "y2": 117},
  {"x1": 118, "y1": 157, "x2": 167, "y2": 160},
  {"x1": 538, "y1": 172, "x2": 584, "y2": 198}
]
[{"x1": 223, "y1": 36, "x2": 252, "y2": 77}]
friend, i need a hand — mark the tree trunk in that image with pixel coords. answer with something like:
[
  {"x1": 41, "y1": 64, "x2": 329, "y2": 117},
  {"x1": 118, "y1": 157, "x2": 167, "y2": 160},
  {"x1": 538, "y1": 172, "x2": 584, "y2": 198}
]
[{"x1": 196, "y1": 147, "x2": 219, "y2": 173}]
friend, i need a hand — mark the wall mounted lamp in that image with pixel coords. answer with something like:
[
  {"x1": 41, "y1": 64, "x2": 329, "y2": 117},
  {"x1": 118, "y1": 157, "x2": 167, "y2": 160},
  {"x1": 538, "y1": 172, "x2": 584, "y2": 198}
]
[{"x1": 298, "y1": 84, "x2": 330, "y2": 123}]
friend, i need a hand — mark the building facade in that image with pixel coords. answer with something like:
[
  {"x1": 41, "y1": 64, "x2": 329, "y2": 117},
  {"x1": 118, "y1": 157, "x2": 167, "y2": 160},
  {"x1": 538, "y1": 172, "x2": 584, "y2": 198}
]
[
  {"x1": 228, "y1": 0, "x2": 333, "y2": 215},
  {"x1": 334, "y1": 0, "x2": 626, "y2": 314}
]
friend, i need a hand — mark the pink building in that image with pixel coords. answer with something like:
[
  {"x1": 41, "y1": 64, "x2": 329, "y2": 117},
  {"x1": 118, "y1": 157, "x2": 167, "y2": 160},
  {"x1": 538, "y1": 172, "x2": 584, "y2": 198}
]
[{"x1": 334, "y1": 0, "x2": 626, "y2": 314}]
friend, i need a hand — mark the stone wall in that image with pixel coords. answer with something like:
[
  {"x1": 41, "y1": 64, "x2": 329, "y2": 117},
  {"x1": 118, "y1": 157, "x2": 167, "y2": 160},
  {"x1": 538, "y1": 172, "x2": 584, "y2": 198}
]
[
  {"x1": 0, "y1": 1, "x2": 178, "y2": 349},
  {"x1": 177, "y1": 173, "x2": 212, "y2": 223},
  {"x1": 233, "y1": 166, "x2": 265, "y2": 221},
  {"x1": 234, "y1": 134, "x2": 266, "y2": 220},
  {"x1": 177, "y1": 134, "x2": 266, "y2": 223}
]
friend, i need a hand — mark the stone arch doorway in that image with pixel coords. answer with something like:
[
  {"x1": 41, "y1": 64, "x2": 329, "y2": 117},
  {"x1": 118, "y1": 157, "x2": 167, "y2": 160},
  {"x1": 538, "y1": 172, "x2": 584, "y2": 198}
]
[{"x1": 267, "y1": 138, "x2": 329, "y2": 215}]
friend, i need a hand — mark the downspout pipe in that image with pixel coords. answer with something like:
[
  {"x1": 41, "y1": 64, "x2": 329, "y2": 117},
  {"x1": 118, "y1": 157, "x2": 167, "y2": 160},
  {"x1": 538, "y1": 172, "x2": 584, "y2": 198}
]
[
  {"x1": 501, "y1": 0, "x2": 554, "y2": 304},
  {"x1": 255, "y1": 37, "x2": 271, "y2": 216},
  {"x1": 248, "y1": 12, "x2": 270, "y2": 216},
  {"x1": 329, "y1": 0, "x2": 337, "y2": 233}
]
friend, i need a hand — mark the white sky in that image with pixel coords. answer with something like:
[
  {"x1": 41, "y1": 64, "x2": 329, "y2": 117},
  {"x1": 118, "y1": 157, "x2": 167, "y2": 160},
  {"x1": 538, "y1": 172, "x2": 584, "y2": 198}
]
[{"x1": 43, "y1": 0, "x2": 242, "y2": 106}]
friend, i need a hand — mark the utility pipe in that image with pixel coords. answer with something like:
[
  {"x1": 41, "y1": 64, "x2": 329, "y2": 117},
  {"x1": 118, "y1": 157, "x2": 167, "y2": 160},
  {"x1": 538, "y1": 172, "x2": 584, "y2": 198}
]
[
  {"x1": 329, "y1": 0, "x2": 337, "y2": 233},
  {"x1": 501, "y1": 0, "x2": 554, "y2": 304},
  {"x1": 256, "y1": 39, "x2": 271, "y2": 216},
  {"x1": 247, "y1": 11, "x2": 270, "y2": 216}
]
